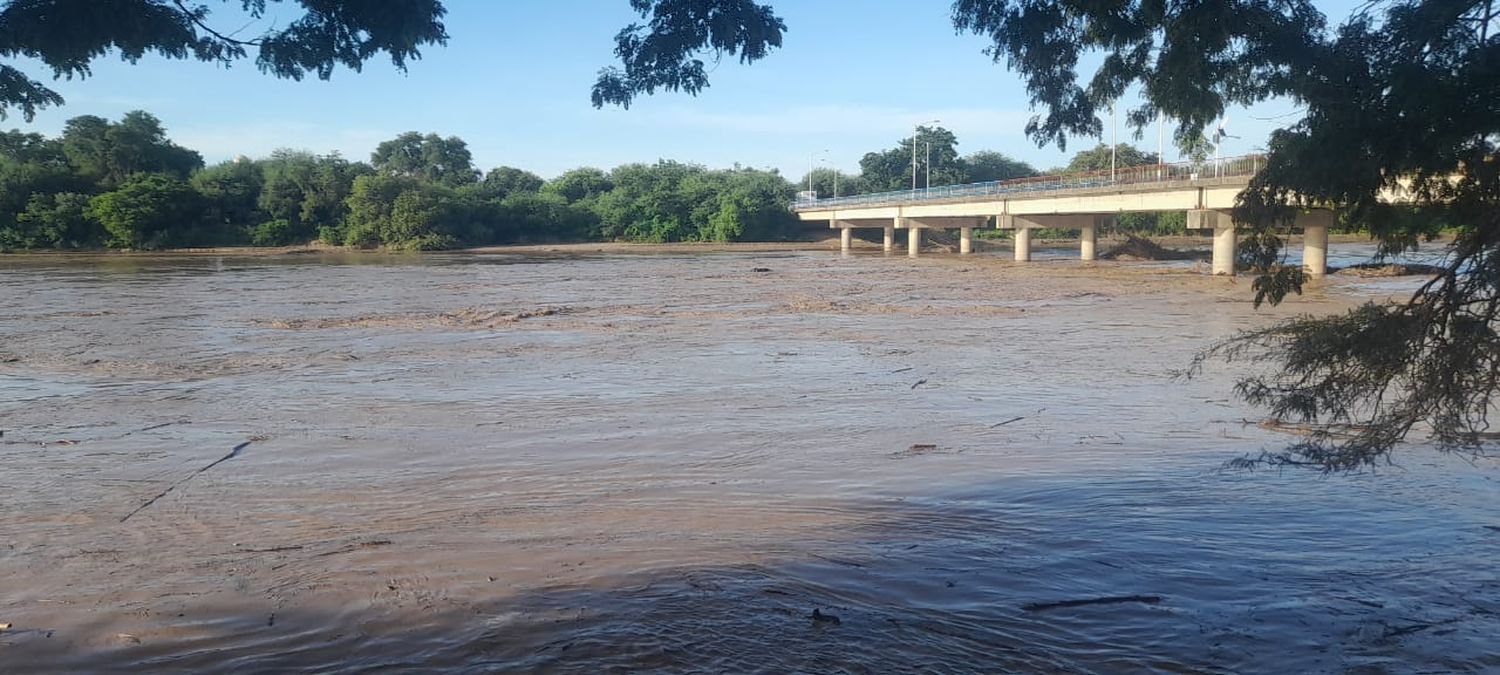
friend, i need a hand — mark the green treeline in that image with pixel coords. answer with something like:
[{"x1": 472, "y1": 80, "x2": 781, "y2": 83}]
[
  {"x1": 0, "y1": 113, "x2": 803, "y2": 251},
  {"x1": 1, "y1": 113, "x2": 1188, "y2": 252}
]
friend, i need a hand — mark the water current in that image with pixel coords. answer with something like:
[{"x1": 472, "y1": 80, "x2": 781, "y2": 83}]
[{"x1": 1, "y1": 245, "x2": 1495, "y2": 673}]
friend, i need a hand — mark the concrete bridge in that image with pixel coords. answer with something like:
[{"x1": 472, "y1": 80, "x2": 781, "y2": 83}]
[{"x1": 793, "y1": 155, "x2": 1334, "y2": 277}]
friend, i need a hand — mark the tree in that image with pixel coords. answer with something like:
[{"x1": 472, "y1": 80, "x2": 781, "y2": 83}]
[
  {"x1": 193, "y1": 158, "x2": 265, "y2": 240},
  {"x1": 0, "y1": 0, "x2": 449, "y2": 121},
  {"x1": 964, "y1": 150, "x2": 1036, "y2": 183},
  {"x1": 370, "y1": 132, "x2": 478, "y2": 187},
  {"x1": 61, "y1": 111, "x2": 202, "y2": 187},
  {"x1": 798, "y1": 168, "x2": 864, "y2": 199},
  {"x1": 87, "y1": 173, "x2": 202, "y2": 248},
  {"x1": 859, "y1": 126, "x2": 966, "y2": 193},
  {"x1": 1063, "y1": 144, "x2": 1158, "y2": 174},
  {"x1": 1, "y1": 192, "x2": 98, "y2": 249},
  {"x1": 479, "y1": 166, "x2": 544, "y2": 199},
  {"x1": 591, "y1": 0, "x2": 786, "y2": 108},
  {"x1": 543, "y1": 167, "x2": 614, "y2": 203},
  {"x1": 343, "y1": 173, "x2": 466, "y2": 250}
]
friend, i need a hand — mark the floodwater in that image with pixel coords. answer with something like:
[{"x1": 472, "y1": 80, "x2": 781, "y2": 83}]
[{"x1": 1, "y1": 247, "x2": 1495, "y2": 673}]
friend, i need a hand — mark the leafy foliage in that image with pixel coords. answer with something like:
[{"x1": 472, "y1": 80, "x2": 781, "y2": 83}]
[
  {"x1": 87, "y1": 173, "x2": 201, "y2": 248},
  {"x1": 1063, "y1": 143, "x2": 1158, "y2": 174},
  {"x1": 0, "y1": 0, "x2": 449, "y2": 121},
  {"x1": 964, "y1": 150, "x2": 1037, "y2": 183},
  {"x1": 592, "y1": 0, "x2": 785, "y2": 108},
  {"x1": 370, "y1": 132, "x2": 478, "y2": 187}
]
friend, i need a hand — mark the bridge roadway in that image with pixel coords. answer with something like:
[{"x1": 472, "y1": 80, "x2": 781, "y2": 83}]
[{"x1": 792, "y1": 155, "x2": 1333, "y2": 277}]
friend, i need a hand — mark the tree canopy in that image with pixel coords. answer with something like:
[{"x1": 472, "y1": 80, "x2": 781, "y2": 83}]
[{"x1": 0, "y1": 0, "x2": 450, "y2": 121}]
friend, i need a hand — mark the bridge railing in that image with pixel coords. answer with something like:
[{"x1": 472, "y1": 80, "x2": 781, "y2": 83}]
[{"x1": 793, "y1": 154, "x2": 1265, "y2": 211}]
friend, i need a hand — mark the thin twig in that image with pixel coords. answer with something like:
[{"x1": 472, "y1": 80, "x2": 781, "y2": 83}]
[{"x1": 119, "y1": 441, "x2": 251, "y2": 523}]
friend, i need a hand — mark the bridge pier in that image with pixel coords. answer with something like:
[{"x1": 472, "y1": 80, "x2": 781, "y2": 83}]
[
  {"x1": 960, "y1": 226, "x2": 973, "y2": 255},
  {"x1": 907, "y1": 225, "x2": 922, "y2": 257},
  {"x1": 1213, "y1": 224, "x2": 1237, "y2": 276},
  {"x1": 1013, "y1": 227, "x2": 1031, "y2": 261},
  {"x1": 883, "y1": 225, "x2": 895, "y2": 253},
  {"x1": 1188, "y1": 210, "x2": 1237, "y2": 276},
  {"x1": 839, "y1": 226, "x2": 852, "y2": 252},
  {"x1": 1081, "y1": 223, "x2": 1097, "y2": 261},
  {"x1": 1299, "y1": 211, "x2": 1333, "y2": 278}
]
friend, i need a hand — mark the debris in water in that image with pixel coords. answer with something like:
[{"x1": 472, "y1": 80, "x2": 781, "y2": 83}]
[
  {"x1": 236, "y1": 544, "x2": 304, "y2": 553},
  {"x1": 752, "y1": 267, "x2": 772, "y2": 273},
  {"x1": 119, "y1": 441, "x2": 253, "y2": 523},
  {"x1": 810, "y1": 609, "x2": 841, "y2": 625},
  {"x1": 1333, "y1": 262, "x2": 1445, "y2": 277},
  {"x1": 990, "y1": 416, "x2": 1025, "y2": 428},
  {"x1": 1099, "y1": 235, "x2": 1205, "y2": 261},
  {"x1": 910, "y1": 379, "x2": 928, "y2": 389},
  {"x1": 0, "y1": 622, "x2": 11, "y2": 631},
  {"x1": 1022, "y1": 595, "x2": 1163, "y2": 612}
]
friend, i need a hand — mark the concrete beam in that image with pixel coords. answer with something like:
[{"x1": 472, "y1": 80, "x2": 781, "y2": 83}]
[
  {"x1": 830, "y1": 218, "x2": 897, "y2": 229},
  {"x1": 903, "y1": 216, "x2": 988, "y2": 229},
  {"x1": 1185, "y1": 209, "x2": 1233, "y2": 232},
  {"x1": 997, "y1": 214, "x2": 1099, "y2": 230}
]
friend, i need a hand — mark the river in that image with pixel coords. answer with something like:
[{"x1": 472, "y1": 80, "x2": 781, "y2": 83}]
[{"x1": 1, "y1": 246, "x2": 1495, "y2": 673}]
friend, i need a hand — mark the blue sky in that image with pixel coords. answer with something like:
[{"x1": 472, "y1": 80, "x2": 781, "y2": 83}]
[{"x1": 8, "y1": 1, "x2": 1350, "y2": 179}]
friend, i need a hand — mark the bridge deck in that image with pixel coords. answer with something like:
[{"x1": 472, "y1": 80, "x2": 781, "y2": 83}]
[{"x1": 793, "y1": 155, "x2": 1261, "y2": 218}]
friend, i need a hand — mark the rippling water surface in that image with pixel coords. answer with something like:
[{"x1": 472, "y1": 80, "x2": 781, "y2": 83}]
[{"x1": 1, "y1": 247, "x2": 1496, "y2": 673}]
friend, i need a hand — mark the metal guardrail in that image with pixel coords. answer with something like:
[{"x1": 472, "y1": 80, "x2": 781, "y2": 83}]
[{"x1": 792, "y1": 154, "x2": 1264, "y2": 211}]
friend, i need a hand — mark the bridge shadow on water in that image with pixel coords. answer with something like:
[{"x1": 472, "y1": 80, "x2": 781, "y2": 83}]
[{"x1": 6, "y1": 461, "x2": 1499, "y2": 674}]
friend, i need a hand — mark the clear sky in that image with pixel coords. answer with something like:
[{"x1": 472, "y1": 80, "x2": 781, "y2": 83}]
[{"x1": 7, "y1": 1, "x2": 1352, "y2": 180}]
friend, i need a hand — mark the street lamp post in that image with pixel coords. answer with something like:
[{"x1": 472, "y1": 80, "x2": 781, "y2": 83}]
[
  {"x1": 808, "y1": 149, "x2": 828, "y2": 197},
  {"x1": 925, "y1": 141, "x2": 932, "y2": 192},
  {"x1": 1110, "y1": 103, "x2": 1117, "y2": 182},
  {"x1": 912, "y1": 119, "x2": 940, "y2": 192},
  {"x1": 819, "y1": 157, "x2": 839, "y2": 198}
]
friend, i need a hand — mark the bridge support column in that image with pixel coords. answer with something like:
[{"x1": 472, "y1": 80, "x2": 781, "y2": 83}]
[
  {"x1": 1013, "y1": 227, "x2": 1031, "y2": 262},
  {"x1": 1188, "y1": 210, "x2": 1237, "y2": 276},
  {"x1": 908, "y1": 226, "x2": 922, "y2": 257},
  {"x1": 960, "y1": 226, "x2": 973, "y2": 255},
  {"x1": 839, "y1": 226, "x2": 852, "y2": 252},
  {"x1": 883, "y1": 225, "x2": 895, "y2": 253},
  {"x1": 1299, "y1": 211, "x2": 1332, "y2": 278},
  {"x1": 1212, "y1": 225, "x2": 1236, "y2": 276},
  {"x1": 1080, "y1": 223, "x2": 1097, "y2": 261}
]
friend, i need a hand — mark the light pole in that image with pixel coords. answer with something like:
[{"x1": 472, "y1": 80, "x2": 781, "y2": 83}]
[
  {"x1": 808, "y1": 149, "x2": 828, "y2": 196},
  {"x1": 1157, "y1": 110, "x2": 1165, "y2": 181},
  {"x1": 925, "y1": 141, "x2": 932, "y2": 191},
  {"x1": 1110, "y1": 103, "x2": 1117, "y2": 182},
  {"x1": 912, "y1": 119, "x2": 940, "y2": 191},
  {"x1": 819, "y1": 157, "x2": 839, "y2": 198}
]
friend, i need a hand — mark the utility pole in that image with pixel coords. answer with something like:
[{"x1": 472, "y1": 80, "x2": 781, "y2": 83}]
[
  {"x1": 1157, "y1": 110, "x2": 1165, "y2": 180},
  {"x1": 912, "y1": 119, "x2": 939, "y2": 191},
  {"x1": 1110, "y1": 103, "x2": 1117, "y2": 182}
]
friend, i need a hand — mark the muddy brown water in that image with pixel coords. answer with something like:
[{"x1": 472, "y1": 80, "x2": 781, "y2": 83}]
[{"x1": 1, "y1": 250, "x2": 1496, "y2": 673}]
